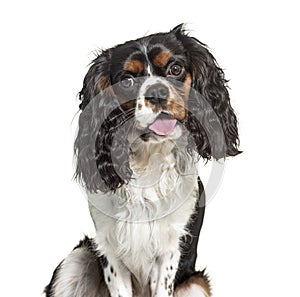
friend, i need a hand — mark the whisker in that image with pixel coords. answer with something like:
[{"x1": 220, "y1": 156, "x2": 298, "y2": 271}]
[
  {"x1": 102, "y1": 107, "x2": 136, "y2": 124},
  {"x1": 106, "y1": 111, "x2": 137, "y2": 131}
]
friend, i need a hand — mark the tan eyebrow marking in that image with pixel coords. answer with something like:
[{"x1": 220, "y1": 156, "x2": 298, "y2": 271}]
[
  {"x1": 153, "y1": 50, "x2": 172, "y2": 67},
  {"x1": 123, "y1": 59, "x2": 144, "y2": 73},
  {"x1": 97, "y1": 76, "x2": 110, "y2": 90}
]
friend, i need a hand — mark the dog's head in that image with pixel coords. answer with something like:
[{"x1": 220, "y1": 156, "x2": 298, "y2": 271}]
[{"x1": 74, "y1": 24, "x2": 241, "y2": 193}]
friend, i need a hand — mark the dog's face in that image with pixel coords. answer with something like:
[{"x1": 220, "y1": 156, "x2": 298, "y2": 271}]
[
  {"x1": 75, "y1": 25, "x2": 241, "y2": 192},
  {"x1": 108, "y1": 35, "x2": 192, "y2": 141},
  {"x1": 88, "y1": 29, "x2": 195, "y2": 144}
]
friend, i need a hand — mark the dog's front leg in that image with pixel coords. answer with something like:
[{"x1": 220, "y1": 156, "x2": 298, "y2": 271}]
[
  {"x1": 150, "y1": 251, "x2": 180, "y2": 297},
  {"x1": 101, "y1": 254, "x2": 132, "y2": 297}
]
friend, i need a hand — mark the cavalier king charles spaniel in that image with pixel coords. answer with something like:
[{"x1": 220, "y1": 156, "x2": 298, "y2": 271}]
[{"x1": 45, "y1": 24, "x2": 240, "y2": 297}]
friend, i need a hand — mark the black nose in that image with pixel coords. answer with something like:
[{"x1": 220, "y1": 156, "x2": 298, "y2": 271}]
[{"x1": 144, "y1": 84, "x2": 169, "y2": 105}]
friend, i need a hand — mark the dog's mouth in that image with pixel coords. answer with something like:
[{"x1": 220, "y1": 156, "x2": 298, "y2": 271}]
[{"x1": 148, "y1": 113, "x2": 177, "y2": 136}]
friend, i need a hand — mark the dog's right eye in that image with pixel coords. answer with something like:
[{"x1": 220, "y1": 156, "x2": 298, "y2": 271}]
[{"x1": 120, "y1": 76, "x2": 135, "y2": 88}]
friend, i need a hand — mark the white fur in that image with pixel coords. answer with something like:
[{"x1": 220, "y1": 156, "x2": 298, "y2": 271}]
[
  {"x1": 53, "y1": 247, "x2": 103, "y2": 297},
  {"x1": 147, "y1": 64, "x2": 152, "y2": 76},
  {"x1": 103, "y1": 254, "x2": 132, "y2": 297},
  {"x1": 88, "y1": 127, "x2": 199, "y2": 296},
  {"x1": 174, "y1": 284, "x2": 209, "y2": 297},
  {"x1": 150, "y1": 250, "x2": 180, "y2": 297}
]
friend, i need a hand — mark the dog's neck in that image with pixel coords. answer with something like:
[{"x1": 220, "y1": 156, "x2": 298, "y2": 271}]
[
  {"x1": 129, "y1": 138, "x2": 176, "y2": 177},
  {"x1": 87, "y1": 129, "x2": 198, "y2": 223},
  {"x1": 128, "y1": 126, "x2": 194, "y2": 179}
]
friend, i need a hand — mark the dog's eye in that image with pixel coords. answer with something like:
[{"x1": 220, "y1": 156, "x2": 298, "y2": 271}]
[
  {"x1": 168, "y1": 64, "x2": 183, "y2": 76},
  {"x1": 121, "y1": 76, "x2": 135, "y2": 88}
]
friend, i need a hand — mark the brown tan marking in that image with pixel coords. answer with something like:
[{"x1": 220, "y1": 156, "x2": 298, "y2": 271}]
[
  {"x1": 165, "y1": 73, "x2": 192, "y2": 119},
  {"x1": 124, "y1": 59, "x2": 144, "y2": 74},
  {"x1": 165, "y1": 82, "x2": 187, "y2": 120},
  {"x1": 182, "y1": 73, "x2": 192, "y2": 98},
  {"x1": 145, "y1": 99, "x2": 159, "y2": 113},
  {"x1": 167, "y1": 99, "x2": 186, "y2": 120},
  {"x1": 97, "y1": 76, "x2": 110, "y2": 90},
  {"x1": 153, "y1": 50, "x2": 172, "y2": 68},
  {"x1": 174, "y1": 274, "x2": 211, "y2": 297},
  {"x1": 120, "y1": 100, "x2": 136, "y2": 111}
]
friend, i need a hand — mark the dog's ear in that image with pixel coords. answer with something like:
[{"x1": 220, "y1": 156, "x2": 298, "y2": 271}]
[
  {"x1": 78, "y1": 52, "x2": 111, "y2": 110},
  {"x1": 74, "y1": 51, "x2": 132, "y2": 193},
  {"x1": 174, "y1": 28, "x2": 241, "y2": 159}
]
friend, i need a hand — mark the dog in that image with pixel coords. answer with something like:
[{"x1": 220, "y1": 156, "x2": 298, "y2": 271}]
[{"x1": 45, "y1": 24, "x2": 240, "y2": 297}]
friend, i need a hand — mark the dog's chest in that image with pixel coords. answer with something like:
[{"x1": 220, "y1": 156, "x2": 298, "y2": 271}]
[
  {"x1": 90, "y1": 177, "x2": 198, "y2": 281},
  {"x1": 89, "y1": 143, "x2": 199, "y2": 279}
]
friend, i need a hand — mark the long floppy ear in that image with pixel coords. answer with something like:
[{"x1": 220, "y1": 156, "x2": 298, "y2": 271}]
[
  {"x1": 78, "y1": 51, "x2": 111, "y2": 110},
  {"x1": 74, "y1": 51, "x2": 132, "y2": 193},
  {"x1": 173, "y1": 26, "x2": 241, "y2": 159}
]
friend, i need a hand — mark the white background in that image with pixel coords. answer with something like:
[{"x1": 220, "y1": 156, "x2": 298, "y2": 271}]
[{"x1": 1, "y1": 0, "x2": 299, "y2": 296}]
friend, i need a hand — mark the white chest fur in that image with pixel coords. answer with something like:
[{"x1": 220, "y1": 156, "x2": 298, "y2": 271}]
[{"x1": 88, "y1": 137, "x2": 199, "y2": 281}]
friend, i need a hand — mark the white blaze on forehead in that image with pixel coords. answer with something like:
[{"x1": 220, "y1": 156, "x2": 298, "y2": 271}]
[
  {"x1": 139, "y1": 44, "x2": 153, "y2": 77},
  {"x1": 147, "y1": 64, "x2": 152, "y2": 76}
]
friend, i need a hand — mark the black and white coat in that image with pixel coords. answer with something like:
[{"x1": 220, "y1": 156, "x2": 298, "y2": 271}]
[
  {"x1": 45, "y1": 24, "x2": 240, "y2": 297},
  {"x1": 46, "y1": 135, "x2": 209, "y2": 297}
]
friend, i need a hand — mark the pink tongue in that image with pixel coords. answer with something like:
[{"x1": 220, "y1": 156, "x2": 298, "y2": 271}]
[{"x1": 149, "y1": 119, "x2": 177, "y2": 136}]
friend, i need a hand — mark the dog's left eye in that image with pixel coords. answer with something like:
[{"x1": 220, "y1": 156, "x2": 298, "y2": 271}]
[
  {"x1": 168, "y1": 64, "x2": 183, "y2": 77},
  {"x1": 121, "y1": 76, "x2": 135, "y2": 88}
]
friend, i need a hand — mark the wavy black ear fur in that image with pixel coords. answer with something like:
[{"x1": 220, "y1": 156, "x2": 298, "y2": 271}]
[
  {"x1": 74, "y1": 51, "x2": 132, "y2": 193},
  {"x1": 172, "y1": 25, "x2": 241, "y2": 159}
]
